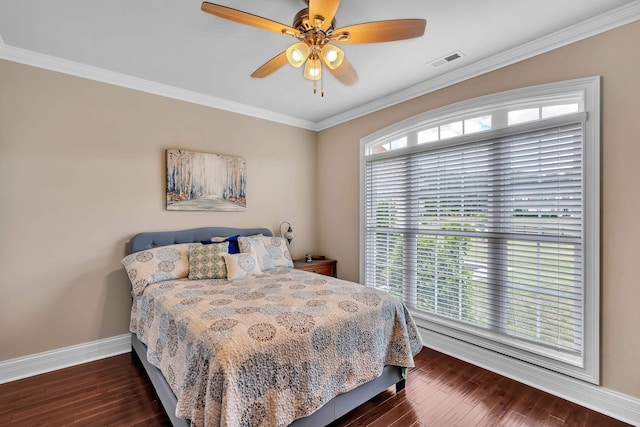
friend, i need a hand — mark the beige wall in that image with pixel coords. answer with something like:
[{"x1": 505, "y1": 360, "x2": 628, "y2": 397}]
[
  {"x1": 317, "y1": 21, "x2": 640, "y2": 398},
  {"x1": 1, "y1": 19, "x2": 639, "y2": 401},
  {"x1": 0, "y1": 60, "x2": 317, "y2": 360}
]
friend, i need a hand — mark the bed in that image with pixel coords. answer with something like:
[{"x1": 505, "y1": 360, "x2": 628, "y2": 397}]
[{"x1": 124, "y1": 226, "x2": 423, "y2": 427}]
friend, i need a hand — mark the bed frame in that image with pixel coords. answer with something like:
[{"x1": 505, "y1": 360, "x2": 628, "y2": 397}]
[{"x1": 128, "y1": 226, "x2": 406, "y2": 427}]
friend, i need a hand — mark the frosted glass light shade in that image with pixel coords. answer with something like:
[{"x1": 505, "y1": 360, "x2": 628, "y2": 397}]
[
  {"x1": 304, "y1": 58, "x2": 322, "y2": 80},
  {"x1": 286, "y1": 42, "x2": 310, "y2": 68},
  {"x1": 320, "y1": 44, "x2": 344, "y2": 69}
]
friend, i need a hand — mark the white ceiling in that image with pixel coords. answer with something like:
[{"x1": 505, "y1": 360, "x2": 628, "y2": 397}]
[{"x1": 1, "y1": 0, "x2": 638, "y2": 129}]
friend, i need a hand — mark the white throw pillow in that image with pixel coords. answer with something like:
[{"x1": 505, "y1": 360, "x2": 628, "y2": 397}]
[
  {"x1": 223, "y1": 252, "x2": 262, "y2": 280},
  {"x1": 238, "y1": 236, "x2": 276, "y2": 271},
  {"x1": 121, "y1": 243, "x2": 193, "y2": 296},
  {"x1": 259, "y1": 236, "x2": 294, "y2": 268}
]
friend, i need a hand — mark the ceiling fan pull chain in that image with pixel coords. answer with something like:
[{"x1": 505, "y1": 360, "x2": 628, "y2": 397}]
[{"x1": 321, "y1": 70, "x2": 324, "y2": 97}]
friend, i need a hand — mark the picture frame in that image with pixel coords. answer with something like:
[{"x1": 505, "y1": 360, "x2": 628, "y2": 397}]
[{"x1": 166, "y1": 148, "x2": 246, "y2": 211}]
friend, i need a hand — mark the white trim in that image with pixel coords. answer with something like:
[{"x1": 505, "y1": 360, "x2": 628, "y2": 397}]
[
  {"x1": 361, "y1": 77, "x2": 597, "y2": 147},
  {"x1": 316, "y1": 1, "x2": 639, "y2": 130},
  {"x1": 0, "y1": 334, "x2": 131, "y2": 384},
  {"x1": 0, "y1": 40, "x2": 316, "y2": 131},
  {"x1": 417, "y1": 328, "x2": 640, "y2": 426},
  {"x1": 0, "y1": 3, "x2": 638, "y2": 131},
  {"x1": 1, "y1": 334, "x2": 637, "y2": 425},
  {"x1": 360, "y1": 77, "x2": 600, "y2": 383}
]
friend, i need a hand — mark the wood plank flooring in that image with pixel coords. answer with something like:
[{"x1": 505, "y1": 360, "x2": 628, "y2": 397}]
[{"x1": 0, "y1": 347, "x2": 630, "y2": 426}]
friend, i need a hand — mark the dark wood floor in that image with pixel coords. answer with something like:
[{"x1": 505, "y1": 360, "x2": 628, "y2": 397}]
[{"x1": 0, "y1": 347, "x2": 630, "y2": 426}]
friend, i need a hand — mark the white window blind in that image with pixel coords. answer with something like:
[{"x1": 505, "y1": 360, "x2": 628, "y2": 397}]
[{"x1": 366, "y1": 119, "x2": 585, "y2": 359}]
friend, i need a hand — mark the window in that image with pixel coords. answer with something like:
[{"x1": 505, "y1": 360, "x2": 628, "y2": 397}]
[{"x1": 360, "y1": 78, "x2": 600, "y2": 383}]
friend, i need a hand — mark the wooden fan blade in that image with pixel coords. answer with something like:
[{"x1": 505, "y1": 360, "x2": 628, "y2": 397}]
[
  {"x1": 328, "y1": 58, "x2": 358, "y2": 85},
  {"x1": 308, "y1": 0, "x2": 341, "y2": 30},
  {"x1": 201, "y1": 2, "x2": 299, "y2": 37},
  {"x1": 251, "y1": 51, "x2": 289, "y2": 78},
  {"x1": 333, "y1": 19, "x2": 426, "y2": 44}
]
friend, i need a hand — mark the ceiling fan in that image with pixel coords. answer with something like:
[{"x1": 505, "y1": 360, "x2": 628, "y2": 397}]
[{"x1": 201, "y1": 0, "x2": 426, "y2": 95}]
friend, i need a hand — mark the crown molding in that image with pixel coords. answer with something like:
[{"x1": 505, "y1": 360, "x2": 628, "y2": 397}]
[
  {"x1": 1, "y1": 2, "x2": 638, "y2": 132},
  {"x1": 315, "y1": 0, "x2": 640, "y2": 130},
  {"x1": 0, "y1": 37, "x2": 317, "y2": 131}
]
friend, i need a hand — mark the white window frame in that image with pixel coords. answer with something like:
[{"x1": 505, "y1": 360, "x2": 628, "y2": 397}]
[{"x1": 360, "y1": 77, "x2": 600, "y2": 383}]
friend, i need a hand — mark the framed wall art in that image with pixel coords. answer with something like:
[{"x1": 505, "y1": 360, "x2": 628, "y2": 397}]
[{"x1": 166, "y1": 148, "x2": 246, "y2": 211}]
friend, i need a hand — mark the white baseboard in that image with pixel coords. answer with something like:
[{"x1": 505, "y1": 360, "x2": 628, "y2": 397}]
[
  {"x1": 0, "y1": 334, "x2": 131, "y2": 384},
  {"x1": 2, "y1": 331, "x2": 639, "y2": 425},
  {"x1": 417, "y1": 328, "x2": 640, "y2": 426}
]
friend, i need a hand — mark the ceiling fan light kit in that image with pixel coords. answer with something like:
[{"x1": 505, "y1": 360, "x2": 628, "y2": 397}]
[
  {"x1": 286, "y1": 42, "x2": 310, "y2": 68},
  {"x1": 320, "y1": 44, "x2": 344, "y2": 70},
  {"x1": 201, "y1": 0, "x2": 426, "y2": 96},
  {"x1": 304, "y1": 57, "x2": 322, "y2": 81}
]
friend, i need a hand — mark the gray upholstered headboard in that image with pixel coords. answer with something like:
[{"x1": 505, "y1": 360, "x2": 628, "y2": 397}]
[{"x1": 128, "y1": 226, "x2": 272, "y2": 254}]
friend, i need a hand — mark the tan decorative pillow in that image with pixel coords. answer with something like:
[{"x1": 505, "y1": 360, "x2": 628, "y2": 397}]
[
  {"x1": 188, "y1": 242, "x2": 229, "y2": 280},
  {"x1": 121, "y1": 243, "x2": 192, "y2": 296}
]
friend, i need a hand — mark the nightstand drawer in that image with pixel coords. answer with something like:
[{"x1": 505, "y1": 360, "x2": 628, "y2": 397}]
[{"x1": 293, "y1": 259, "x2": 337, "y2": 277}]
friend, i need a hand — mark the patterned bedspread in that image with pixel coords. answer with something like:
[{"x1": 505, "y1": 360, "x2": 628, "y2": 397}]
[{"x1": 130, "y1": 268, "x2": 423, "y2": 427}]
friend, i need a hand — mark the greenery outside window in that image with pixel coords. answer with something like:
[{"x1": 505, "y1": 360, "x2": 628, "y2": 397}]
[{"x1": 360, "y1": 77, "x2": 600, "y2": 383}]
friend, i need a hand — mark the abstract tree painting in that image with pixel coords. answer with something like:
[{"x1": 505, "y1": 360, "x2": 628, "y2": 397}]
[{"x1": 166, "y1": 148, "x2": 246, "y2": 211}]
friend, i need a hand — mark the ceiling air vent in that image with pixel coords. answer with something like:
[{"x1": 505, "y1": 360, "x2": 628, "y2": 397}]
[{"x1": 428, "y1": 51, "x2": 465, "y2": 68}]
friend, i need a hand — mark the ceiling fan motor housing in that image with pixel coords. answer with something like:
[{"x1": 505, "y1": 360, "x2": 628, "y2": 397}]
[{"x1": 293, "y1": 8, "x2": 336, "y2": 35}]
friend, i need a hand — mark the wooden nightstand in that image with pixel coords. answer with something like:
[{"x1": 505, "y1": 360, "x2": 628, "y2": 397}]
[{"x1": 293, "y1": 259, "x2": 337, "y2": 278}]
